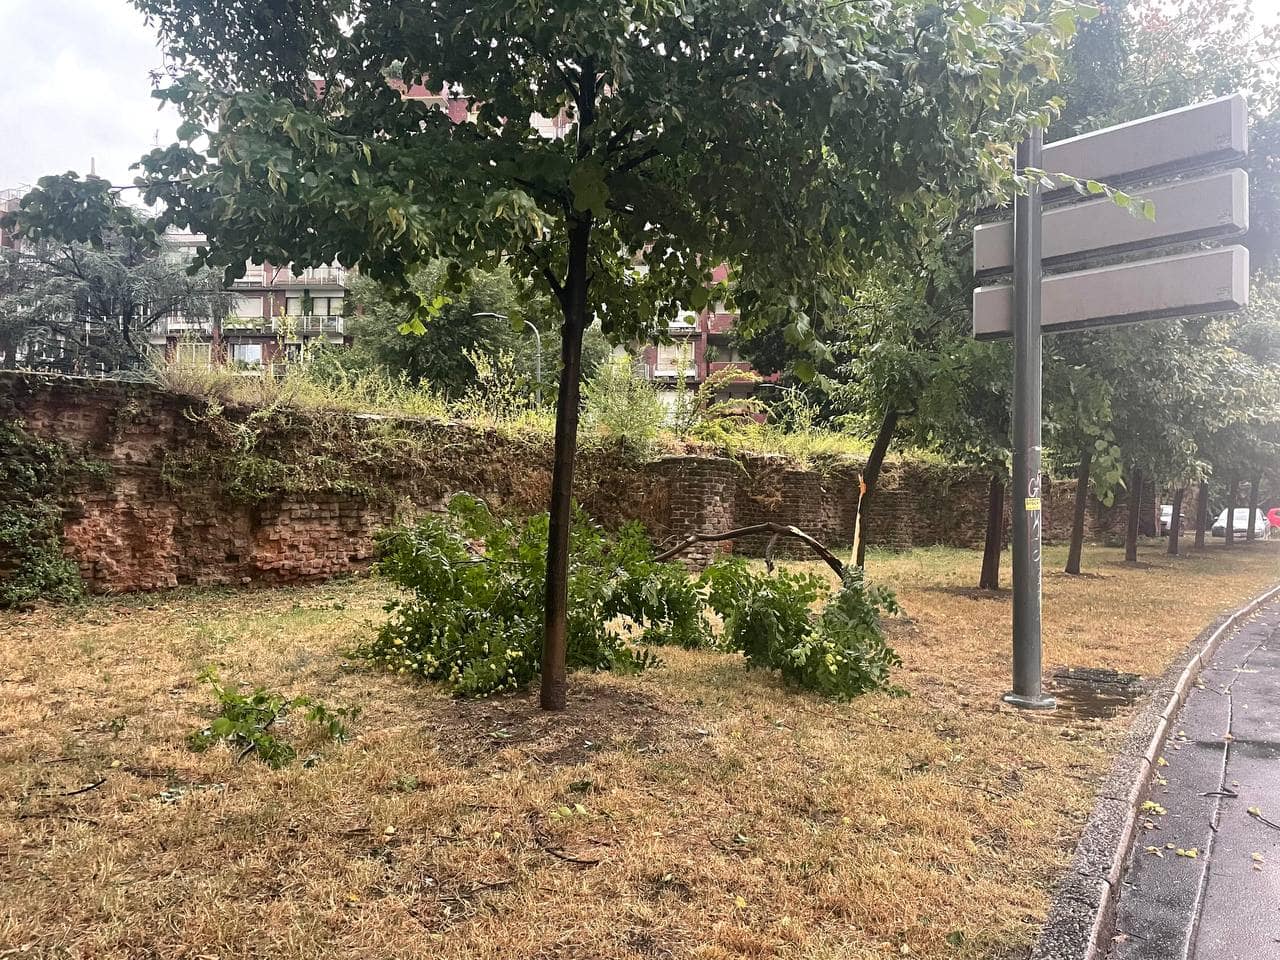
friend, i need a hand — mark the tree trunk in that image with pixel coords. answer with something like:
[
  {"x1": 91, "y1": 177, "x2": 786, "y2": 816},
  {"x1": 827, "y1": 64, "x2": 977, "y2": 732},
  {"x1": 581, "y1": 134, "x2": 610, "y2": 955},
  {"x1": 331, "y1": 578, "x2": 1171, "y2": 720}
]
[
  {"x1": 1224, "y1": 476, "x2": 1238, "y2": 548},
  {"x1": 1195, "y1": 479, "x2": 1209, "y2": 549},
  {"x1": 1247, "y1": 474, "x2": 1262, "y2": 542},
  {"x1": 539, "y1": 218, "x2": 592, "y2": 712},
  {"x1": 1167, "y1": 486, "x2": 1185, "y2": 556},
  {"x1": 1065, "y1": 449, "x2": 1091, "y2": 575},
  {"x1": 853, "y1": 407, "x2": 899, "y2": 567},
  {"x1": 1125, "y1": 466, "x2": 1142, "y2": 562},
  {"x1": 979, "y1": 474, "x2": 1005, "y2": 590}
]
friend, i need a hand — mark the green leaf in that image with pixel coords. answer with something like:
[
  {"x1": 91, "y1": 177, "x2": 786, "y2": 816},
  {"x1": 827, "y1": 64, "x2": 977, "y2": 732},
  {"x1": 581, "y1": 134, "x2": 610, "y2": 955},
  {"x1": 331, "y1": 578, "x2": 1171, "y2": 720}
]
[{"x1": 568, "y1": 160, "x2": 609, "y2": 219}]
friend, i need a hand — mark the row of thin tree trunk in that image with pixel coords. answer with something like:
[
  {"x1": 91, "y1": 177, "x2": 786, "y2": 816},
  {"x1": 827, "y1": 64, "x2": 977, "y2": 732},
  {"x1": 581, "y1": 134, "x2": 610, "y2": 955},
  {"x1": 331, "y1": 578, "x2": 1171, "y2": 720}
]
[{"x1": 970, "y1": 452, "x2": 1266, "y2": 590}]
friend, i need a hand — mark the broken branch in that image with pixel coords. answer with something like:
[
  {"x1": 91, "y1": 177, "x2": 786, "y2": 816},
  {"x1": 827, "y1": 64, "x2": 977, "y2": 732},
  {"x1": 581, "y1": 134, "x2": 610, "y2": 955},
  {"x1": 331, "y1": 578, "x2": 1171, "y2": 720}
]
[{"x1": 655, "y1": 522, "x2": 844, "y2": 577}]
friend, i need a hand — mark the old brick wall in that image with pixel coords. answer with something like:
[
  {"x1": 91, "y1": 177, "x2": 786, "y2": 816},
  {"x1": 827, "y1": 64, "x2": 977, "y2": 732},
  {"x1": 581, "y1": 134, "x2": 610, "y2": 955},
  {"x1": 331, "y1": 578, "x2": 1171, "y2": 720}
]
[{"x1": 1, "y1": 373, "x2": 1132, "y2": 595}]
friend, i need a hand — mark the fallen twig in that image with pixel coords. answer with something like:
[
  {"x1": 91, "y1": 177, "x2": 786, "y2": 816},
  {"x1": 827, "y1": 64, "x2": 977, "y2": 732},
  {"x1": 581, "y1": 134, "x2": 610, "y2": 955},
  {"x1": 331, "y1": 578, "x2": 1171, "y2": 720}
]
[
  {"x1": 527, "y1": 814, "x2": 602, "y2": 866},
  {"x1": 45, "y1": 777, "x2": 107, "y2": 798}
]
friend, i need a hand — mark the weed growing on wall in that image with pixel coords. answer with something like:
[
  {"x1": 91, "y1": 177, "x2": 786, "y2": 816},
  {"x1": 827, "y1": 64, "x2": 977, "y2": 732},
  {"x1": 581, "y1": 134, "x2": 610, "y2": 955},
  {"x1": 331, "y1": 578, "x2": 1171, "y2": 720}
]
[
  {"x1": 365, "y1": 494, "x2": 902, "y2": 701},
  {"x1": 0, "y1": 420, "x2": 93, "y2": 608}
]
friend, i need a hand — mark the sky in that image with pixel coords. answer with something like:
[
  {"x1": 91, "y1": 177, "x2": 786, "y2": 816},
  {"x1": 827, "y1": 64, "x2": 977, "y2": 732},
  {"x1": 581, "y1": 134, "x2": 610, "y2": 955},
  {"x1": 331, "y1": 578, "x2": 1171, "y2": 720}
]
[
  {"x1": 3, "y1": 0, "x2": 1280, "y2": 192},
  {"x1": 0, "y1": 0, "x2": 180, "y2": 190}
]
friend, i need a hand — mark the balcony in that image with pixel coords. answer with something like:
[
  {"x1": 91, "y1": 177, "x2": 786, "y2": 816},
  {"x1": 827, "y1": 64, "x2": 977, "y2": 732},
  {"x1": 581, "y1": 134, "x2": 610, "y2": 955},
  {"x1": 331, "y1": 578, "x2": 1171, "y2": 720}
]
[
  {"x1": 650, "y1": 365, "x2": 698, "y2": 381},
  {"x1": 230, "y1": 265, "x2": 348, "y2": 288},
  {"x1": 273, "y1": 315, "x2": 345, "y2": 337},
  {"x1": 667, "y1": 310, "x2": 701, "y2": 334}
]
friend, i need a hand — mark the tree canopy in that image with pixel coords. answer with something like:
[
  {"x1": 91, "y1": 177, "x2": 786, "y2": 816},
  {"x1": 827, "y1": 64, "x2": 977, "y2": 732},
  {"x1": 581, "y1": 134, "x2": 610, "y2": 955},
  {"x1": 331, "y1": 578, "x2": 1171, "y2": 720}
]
[{"x1": 0, "y1": 174, "x2": 229, "y2": 373}]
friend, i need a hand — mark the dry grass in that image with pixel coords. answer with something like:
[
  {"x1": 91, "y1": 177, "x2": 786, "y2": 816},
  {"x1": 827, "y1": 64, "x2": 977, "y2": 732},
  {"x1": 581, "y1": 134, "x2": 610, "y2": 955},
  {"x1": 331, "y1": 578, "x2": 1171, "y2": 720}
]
[{"x1": 1, "y1": 541, "x2": 1276, "y2": 960}]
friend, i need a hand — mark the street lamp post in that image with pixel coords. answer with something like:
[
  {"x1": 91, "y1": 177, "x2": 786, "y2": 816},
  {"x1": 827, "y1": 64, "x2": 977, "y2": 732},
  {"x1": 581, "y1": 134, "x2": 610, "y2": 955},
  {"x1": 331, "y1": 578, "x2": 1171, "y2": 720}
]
[{"x1": 471, "y1": 312, "x2": 541, "y2": 388}]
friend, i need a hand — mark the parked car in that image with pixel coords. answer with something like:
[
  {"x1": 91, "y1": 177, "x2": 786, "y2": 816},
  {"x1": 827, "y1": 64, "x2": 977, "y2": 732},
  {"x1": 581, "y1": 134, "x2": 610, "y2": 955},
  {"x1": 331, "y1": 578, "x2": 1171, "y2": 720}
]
[
  {"x1": 1211, "y1": 508, "x2": 1270, "y2": 541},
  {"x1": 1159, "y1": 503, "x2": 1186, "y2": 536}
]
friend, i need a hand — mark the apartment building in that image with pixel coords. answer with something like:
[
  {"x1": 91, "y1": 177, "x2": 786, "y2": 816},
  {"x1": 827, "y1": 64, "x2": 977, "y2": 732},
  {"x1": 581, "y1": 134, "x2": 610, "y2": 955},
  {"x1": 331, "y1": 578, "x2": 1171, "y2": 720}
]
[
  {"x1": 151, "y1": 233, "x2": 350, "y2": 367},
  {"x1": 634, "y1": 265, "x2": 770, "y2": 403}
]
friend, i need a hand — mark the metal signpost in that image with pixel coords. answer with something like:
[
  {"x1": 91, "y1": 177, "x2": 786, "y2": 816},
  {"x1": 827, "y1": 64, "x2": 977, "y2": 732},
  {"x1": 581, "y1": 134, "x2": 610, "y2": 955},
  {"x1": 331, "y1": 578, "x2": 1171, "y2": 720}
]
[
  {"x1": 1007, "y1": 129, "x2": 1053, "y2": 709},
  {"x1": 974, "y1": 94, "x2": 1250, "y2": 710}
]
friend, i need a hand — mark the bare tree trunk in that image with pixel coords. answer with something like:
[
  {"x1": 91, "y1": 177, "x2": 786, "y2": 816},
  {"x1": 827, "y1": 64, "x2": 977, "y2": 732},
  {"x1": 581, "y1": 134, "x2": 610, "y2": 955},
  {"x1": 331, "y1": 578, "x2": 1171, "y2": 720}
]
[
  {"x1": 1224, "y1": 475, "x2": 1238, "y2": 548},
  {"x1": 1247, "y1": 474, "x2": 1262, "y2": 542},
  {"x1": 1167, "y1": 486, "x2": 1185, "y2": 556},
  {"x1": 979, "y1": 474, "x2": 1005, "y2": 590},
  {"x1": 1125, "y1": 466, "x2": 1142, "y2": 562},
  {"x1": 539, "y1": 215, "x2": 592, "y2": 712},
  {"x1": 1065, "y1": 449, "x2": 1090, "y2": 575},
  {"x1": 853, "y1": 407, "x2": 900, "y2": 568},
  {"x1": 1195, "y1": 479, "x2": 1209, "y2": 548}
]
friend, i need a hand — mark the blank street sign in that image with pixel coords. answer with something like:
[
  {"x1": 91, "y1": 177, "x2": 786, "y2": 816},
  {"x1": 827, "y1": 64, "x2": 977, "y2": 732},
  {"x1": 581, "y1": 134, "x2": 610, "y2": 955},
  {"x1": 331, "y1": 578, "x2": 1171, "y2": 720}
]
[
  {"x1": 1042, "y1": 94, "x2": 1247, "y2": 186},
  {"x1": 974, "y1": 169, "x2": 1249, "y2": 277},
  {"x1": 973, "y1": 245, "x2": 1249, "y2": 340}
]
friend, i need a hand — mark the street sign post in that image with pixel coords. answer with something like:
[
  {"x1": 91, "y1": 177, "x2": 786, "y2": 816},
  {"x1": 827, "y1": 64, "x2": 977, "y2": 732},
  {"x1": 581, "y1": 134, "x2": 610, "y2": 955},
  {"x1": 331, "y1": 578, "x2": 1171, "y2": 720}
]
[
  {"x1": 1006, "y1": 128, "x2": 1054, "y2": 710},
  {"x1": 975, "y1": 94, "x2": 1250, "y2": 711}
]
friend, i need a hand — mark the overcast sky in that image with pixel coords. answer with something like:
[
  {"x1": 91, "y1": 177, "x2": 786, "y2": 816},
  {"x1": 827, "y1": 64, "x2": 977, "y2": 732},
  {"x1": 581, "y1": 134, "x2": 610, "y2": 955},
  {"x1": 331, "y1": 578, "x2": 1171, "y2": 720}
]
[
  {"x1": 2, "y1": 0, "x2": 1280, "y2": 192},
  {"x1": 0, "y1": 0, "x2": 180, "y2": 189}
]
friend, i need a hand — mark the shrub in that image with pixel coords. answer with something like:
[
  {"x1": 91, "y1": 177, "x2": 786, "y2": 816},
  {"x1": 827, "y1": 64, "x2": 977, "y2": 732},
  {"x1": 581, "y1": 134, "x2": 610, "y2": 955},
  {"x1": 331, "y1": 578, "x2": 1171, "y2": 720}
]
[
  {"x1": 581, "y1": 354, "x2": 665, "y2": 453},
  {"x1": 186, "y1": 668, "x2": 358, "y2": 768},
  {"x1": 361, "y1": 495, "x2": 709, "y2": 697},
  {"x1": 702, "y1": 559, "x2": 902, "y2": 700},
  {"x1": 0, "y1": 420, "x2": 86, "y2": 608}
]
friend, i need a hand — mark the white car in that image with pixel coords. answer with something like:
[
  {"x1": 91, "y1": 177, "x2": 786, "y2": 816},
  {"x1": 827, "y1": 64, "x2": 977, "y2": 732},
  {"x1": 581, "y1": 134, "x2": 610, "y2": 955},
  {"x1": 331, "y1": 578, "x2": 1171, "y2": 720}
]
[
  {"x1": 1211, "y1": 508, "x2": 1270, "y2": 541},
  {"x1": 1159, "y1": 504, "x2": 1186, "y2": 536}
]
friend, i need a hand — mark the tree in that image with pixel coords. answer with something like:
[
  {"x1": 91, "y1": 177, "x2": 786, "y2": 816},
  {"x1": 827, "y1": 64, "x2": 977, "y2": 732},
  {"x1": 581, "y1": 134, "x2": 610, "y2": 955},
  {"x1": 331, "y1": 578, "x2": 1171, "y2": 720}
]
[
  {"x1": 0, "y1": 174, "x2": 229, "y2": 372},
  {"x1": 1037, "y1": 0, "x2": 1280, "y2": 568},
  {"x1": 107, "y1": 0, "x2": 1089, "y2": 710},
  {"x1": 336, "y1": 263, "x2": 608, "y2": 396}
]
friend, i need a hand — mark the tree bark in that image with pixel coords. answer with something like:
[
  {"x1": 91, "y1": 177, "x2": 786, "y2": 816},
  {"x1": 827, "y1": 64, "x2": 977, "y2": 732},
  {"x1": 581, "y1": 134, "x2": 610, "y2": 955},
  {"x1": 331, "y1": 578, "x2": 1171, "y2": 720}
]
[
  {"x1": 1195, "y1": 479, "x2": 1209, "y2": 549},
  {"x1": 539, "y1": 217, "x2": 592, "y2": 711},
  {"x1": 1125, "y1": 466, "x2": 1142, "y2": 562},
  {"x1": 1167, "y1": 485, "x2": 1185, "y2": 556},
  {"x1": 979, "y1": 474, "x2": 1005, "y2": 590},
  {"x1": 854, "y1": 407, "x2": 899, "y2": 568},
  {"x1": 1247, "y1": 474, "x2": 1262, "y2": 542},
  {"x1": 1224, "y1": 475, "x2": 1238, "y2": 548},
  {"x1": 1065, "y1": 449, "x2": 1091, "y2": 575}
]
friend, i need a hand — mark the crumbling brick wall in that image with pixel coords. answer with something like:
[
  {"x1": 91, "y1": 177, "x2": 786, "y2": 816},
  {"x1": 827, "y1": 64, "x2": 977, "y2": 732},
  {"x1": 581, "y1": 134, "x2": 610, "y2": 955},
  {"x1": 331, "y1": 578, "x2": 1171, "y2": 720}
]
[{"x1": 0, "y1": 373, "x2": 1133, "y2": 595}]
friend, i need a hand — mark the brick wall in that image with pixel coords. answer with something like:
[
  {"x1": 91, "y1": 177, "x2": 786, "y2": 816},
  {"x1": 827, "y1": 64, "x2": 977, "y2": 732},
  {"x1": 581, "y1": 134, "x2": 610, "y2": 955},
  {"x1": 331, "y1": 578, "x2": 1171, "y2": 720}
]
[{"x1": 1, "y1": 373, "x2": 1134, "y2": 595}]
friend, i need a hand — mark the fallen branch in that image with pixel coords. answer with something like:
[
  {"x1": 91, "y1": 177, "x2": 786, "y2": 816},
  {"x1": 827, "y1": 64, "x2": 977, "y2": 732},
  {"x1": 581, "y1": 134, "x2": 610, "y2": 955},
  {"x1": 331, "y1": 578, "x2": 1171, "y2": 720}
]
[
  {"x1": 655, "y1": 522, "x2": 845, "y2": 577},
  {"x1": 527, "y1": 814, "x2": 602, "y2": 866},
  {"x1": 45, "y1": 777, "x2": 107, "y2": 798}
]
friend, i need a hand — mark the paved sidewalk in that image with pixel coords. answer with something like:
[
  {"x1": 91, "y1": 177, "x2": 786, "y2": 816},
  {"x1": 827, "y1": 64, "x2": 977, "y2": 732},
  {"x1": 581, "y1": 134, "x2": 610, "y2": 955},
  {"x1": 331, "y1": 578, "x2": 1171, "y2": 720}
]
[{"x1": 1111, "y1": 598, "x2": 1280, "y2": 959}]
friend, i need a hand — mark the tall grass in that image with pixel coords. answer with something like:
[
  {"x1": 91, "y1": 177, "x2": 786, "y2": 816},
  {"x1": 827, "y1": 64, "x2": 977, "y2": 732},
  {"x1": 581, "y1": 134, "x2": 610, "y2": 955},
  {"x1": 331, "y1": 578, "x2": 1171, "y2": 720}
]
[{"x1": 149, "y1": 354, "x2": 932, "y2": 464}]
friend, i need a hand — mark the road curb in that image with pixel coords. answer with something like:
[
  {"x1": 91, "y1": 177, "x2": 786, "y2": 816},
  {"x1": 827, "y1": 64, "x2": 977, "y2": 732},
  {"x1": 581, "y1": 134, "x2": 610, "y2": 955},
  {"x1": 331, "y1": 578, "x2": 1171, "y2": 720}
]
[{"x1": 1030, "y1": 581, "x2": 1280, "y2": 960}]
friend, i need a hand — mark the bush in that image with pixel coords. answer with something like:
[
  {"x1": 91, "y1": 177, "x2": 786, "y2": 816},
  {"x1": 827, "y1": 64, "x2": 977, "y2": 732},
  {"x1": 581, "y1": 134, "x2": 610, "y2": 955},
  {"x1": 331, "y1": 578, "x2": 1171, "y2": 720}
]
[
  {"x1": 361, "y1": 495, "x2": 709, "y2": 697},
  {"x1": 0, "y1": 420, "x2": 85, "y2": 608},
  {"x1": 581, "y1": 354, "x2": 666, "y2": 453},
  {"x1": 702, "y1": 559, "x2": 902, "y2": 700}
]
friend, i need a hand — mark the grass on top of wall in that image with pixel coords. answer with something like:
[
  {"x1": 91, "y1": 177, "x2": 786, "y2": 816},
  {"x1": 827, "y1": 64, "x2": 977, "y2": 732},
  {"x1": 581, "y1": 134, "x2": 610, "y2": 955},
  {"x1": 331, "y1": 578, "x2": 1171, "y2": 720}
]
[
  {"x1": 2, "y1": 540, "x2": 1277, "y2": 960},
  {"x1": 148, "y1": 358, "x2": 944, "y2": 469}
]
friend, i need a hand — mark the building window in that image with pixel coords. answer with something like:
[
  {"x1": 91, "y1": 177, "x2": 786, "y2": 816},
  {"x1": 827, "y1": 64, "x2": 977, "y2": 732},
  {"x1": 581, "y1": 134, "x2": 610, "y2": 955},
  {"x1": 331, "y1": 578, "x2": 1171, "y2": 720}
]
[
  {"x1": 231, "y1": 343, "x2": 263, "y2": 365},
  {"x1": 232, "y1": 295, "x2": 263, "y2": 320},
  {"x1": 175, "y1": 341, "x2": 212, "y2": 366}
]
